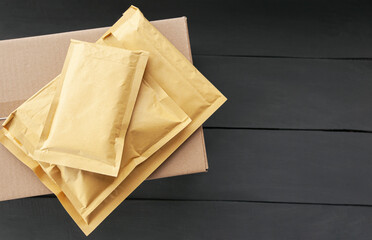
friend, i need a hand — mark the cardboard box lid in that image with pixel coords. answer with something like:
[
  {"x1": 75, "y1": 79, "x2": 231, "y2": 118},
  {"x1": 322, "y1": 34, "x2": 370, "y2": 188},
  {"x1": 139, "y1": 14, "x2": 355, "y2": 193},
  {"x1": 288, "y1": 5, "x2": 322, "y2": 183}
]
[{"x1": 0, "y1": 17, "x2": 208, "y2": 201}]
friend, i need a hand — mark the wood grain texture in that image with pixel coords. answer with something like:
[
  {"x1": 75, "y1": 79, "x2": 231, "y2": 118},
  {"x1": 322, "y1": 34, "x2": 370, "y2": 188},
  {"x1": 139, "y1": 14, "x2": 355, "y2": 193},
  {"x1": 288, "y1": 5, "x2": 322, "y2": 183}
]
[
  {"x1": 130, "y1": 129, "x2": 372, "y2": 206},
  {"x1": 1, "y1": 0, "x2": 372, "y2": 58},
  {"x1": 196, "y1": 55, "x2": 372, "y2": 130},
  {"x1": 1, "y1": 198, "x2": 372, "y2": 240}
]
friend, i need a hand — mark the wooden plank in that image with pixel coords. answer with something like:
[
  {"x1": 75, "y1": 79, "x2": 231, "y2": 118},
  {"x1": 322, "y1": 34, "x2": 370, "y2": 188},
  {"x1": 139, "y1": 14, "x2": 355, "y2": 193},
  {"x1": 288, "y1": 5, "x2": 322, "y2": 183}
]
[
  {"x1": 5, "y1": 129, "x2": 372, "y2": 207},
  {"x1": 0, "y1": 198, "x2": 249, "y2": 239},
  {"x1": 130, "y1": 128, "x2": 372, "y2": 206},
  {"x1": 1, "y1": 197, "x2": 372, "y2": 239},
  {"x1": 196, "y1": 55, "x2": 372, "y2": 130},
  {"x1": 1, "y1": 0, "x2": 372, "y2": 58}
]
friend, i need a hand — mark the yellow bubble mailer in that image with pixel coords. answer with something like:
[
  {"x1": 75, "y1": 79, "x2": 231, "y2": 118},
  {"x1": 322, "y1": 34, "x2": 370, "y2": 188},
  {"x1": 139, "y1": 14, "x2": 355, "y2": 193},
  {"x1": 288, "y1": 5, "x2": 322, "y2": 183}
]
[
  {"x1": 33, "y1": 40, "x2": 149, "y2": 177},
  {"x1": 0, "y1": 5, "x2": 226, "y2": 236}
]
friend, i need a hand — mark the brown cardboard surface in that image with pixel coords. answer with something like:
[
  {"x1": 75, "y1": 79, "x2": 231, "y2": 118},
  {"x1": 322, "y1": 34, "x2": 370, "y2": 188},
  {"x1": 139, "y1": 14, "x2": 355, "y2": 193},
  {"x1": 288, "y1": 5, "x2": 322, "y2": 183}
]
[{"x1": 0, "y1": 17, "x2": 208, "y2": 201}]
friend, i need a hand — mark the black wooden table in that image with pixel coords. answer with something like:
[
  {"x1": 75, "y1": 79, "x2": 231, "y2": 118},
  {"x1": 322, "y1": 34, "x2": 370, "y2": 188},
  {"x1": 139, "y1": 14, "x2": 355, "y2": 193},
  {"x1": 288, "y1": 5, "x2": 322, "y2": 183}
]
[{"x1": 2, "y1": 0, "x2": 372, "y2": 239}]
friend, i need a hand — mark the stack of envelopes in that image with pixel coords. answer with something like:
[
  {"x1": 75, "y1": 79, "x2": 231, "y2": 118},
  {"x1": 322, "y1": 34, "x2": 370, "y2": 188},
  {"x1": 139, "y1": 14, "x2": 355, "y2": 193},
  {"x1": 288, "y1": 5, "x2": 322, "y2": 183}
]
[{"x1": 0, "y1": 6, "x2": 226, "y2": 235}]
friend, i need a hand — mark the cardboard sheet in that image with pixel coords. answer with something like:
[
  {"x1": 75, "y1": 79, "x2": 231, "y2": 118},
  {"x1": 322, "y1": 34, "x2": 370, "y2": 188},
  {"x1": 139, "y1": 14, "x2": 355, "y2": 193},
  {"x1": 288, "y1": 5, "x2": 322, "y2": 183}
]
[{"x1": 0, "y1": 17, "x2": 208, "y2": 202}]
